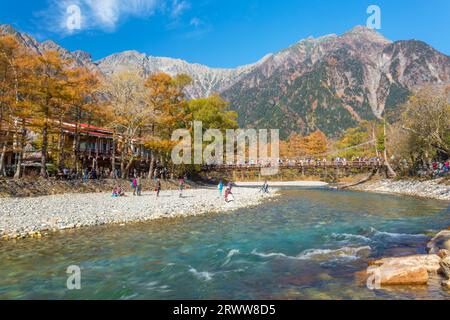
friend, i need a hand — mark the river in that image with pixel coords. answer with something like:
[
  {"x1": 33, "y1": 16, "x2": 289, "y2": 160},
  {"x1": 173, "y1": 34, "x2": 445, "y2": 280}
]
[{"x1": 1, "y1": 188, "x2": 449, "y2": 300}]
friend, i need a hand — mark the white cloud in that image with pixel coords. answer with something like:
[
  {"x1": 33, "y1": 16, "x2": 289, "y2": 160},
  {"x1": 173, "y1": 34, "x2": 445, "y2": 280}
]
[
  {"x1": 185, "y1": 18, "x2": 211, "y2": 39},
  {"x1": 190, "y1": 17, "x2": 201, "y2": 27},
  {"x1": 170, "y1": 0, "x2": 190, "y2": 18},
  {"x1": 41, "y1": 0, "x2": 189, "y2": 34}
]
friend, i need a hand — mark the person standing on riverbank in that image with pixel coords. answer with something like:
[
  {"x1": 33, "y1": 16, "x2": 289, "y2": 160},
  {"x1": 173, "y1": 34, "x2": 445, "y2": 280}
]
[
  {"x1": 261, "y1": 180, "x2": 269, "y2": 194},
  {"x1": 132, "y1": 177, "x2": 138, "y2": 196},
  {"x1": 83, "y1": 168, "x2": 89, "y2": 183},
  {"x1": 178, "y1": 177, "x2": 185, "y2": 198},
  {"x1": 155, "y1": 178, "x2": 161, "y2": 198},
  {"x1": 225, "y1": 186, "x2": 234, "y2": 203},
  {"x1": 137, "y1": 175, "x2": 142, "y2": 196},
  {"x1": 218, "y1": 180, "x2": 224, "y2": 197}
]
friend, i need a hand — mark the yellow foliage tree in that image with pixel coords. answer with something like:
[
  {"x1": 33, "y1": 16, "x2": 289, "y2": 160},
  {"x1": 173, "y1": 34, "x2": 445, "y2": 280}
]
[{"x1": 144, "y1": 72, "x2": 192, "y2": 178}]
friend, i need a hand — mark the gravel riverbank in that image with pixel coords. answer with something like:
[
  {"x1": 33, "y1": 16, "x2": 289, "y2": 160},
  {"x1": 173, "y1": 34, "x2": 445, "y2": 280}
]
[
  {"x1": 351, "y1": 178, "x2": 450, "y2": 201},
  {"x1": 0, "y1": 187, "x2": 279, "y2": 240}
]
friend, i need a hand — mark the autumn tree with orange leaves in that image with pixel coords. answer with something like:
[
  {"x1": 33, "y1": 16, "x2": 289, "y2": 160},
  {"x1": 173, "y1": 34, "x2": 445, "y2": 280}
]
[
  {"x1": 0, "y1": 35, "x2": 41, "y2": 178},
  {"x1": 63, "y1": 67, "x2": 100, "y2": 173},
  {"x1": 144, "y1": 72, "x2": 192, "y2": 178},
  {"x1": 281, "y1": 130, "x2": 329, "y2": 158}
]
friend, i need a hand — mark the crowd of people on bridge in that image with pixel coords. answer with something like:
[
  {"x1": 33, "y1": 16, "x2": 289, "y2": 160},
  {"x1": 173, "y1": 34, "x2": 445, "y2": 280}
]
[{"x1": 207, "y1": 156, "x2": 385, "y2": 169}]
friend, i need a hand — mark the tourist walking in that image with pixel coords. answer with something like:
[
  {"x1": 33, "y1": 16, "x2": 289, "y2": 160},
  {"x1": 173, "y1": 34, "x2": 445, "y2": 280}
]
[
  {"x1": 137, "y1": 175, "x2": 142, "y2": 196},
  {"x1": 155, "y1": 178, "x2": 161, "y2": 198},
  {"x1": 131, "y1": 177, "x2": 138, "y2": 196},
  {"x1": 224, "y1": 186, "x2": 234, "y2": 203},
  {"x1": 261, "y1": 180, "x2": 269, "y2": 194},
  {"x1": 218, "y1": 179, "x2": 224, "y2": 197},
  {"x1": 178, "y1": 177, "x2": 185, "y2": 198}
]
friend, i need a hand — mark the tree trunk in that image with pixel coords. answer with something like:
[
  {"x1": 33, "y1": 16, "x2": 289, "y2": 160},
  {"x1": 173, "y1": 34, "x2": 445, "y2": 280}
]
[
  {"x1": 383, "y1": 118, "x2": 397, "y2": 178},
  {"x1": 148, "y1": 151, "x2": 156, "y2": 179},
  {"x1": 14, "y1": 121, "x2": 26, "y2": 179},
  {"x1": 0, "y1": 143, "x2": 6, "y2": 176},
  {"x1": 0, "y1": 106, "x2": 4, "y2": 176},
  {"x1": 0, "y1": 117, "x2": 8, "y2": 176},
  {"x1": 111, "y1": 134, "x2": 116, "y2": 178},
  {"x1": 72, "y1": 125, "x2": 80, "y2": 173},
  {"x1": 120, "y1": 142, "x2": 126, "y2": 179},
  {"x1": 57, "y1": 125, "x2": 65, "y2": 170},
  {"x1": 72, "y1": 107, "x2": 81, "y2": 174},
  {"x1": 40, "y1": 123, "x2": 48, "y2": 178},
  {"x1": 125, "y1": 156, "x2": 135, "y2": 178}
]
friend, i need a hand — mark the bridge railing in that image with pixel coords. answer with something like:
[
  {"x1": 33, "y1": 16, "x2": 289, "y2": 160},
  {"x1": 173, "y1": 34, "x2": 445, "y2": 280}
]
[{"x1": 201, "y1": 161, "x2": 384, "y2": 171}]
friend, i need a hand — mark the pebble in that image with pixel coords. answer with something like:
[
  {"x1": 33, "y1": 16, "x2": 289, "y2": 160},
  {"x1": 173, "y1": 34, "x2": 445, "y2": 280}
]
[
  {"x1": 0, "y1": 187, "x2": 278, "y2": 240},
  {"x1": 353, "y1": 178, "x2": 450, "y2": 201}
]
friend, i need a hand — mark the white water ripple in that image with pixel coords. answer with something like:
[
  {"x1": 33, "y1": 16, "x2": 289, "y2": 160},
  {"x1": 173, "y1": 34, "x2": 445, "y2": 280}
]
[
  {"x1": 369, "y1": 227, "x2": 427, "y2": 239},
  {"x1": 189, "y1": 267, "x2": 214, "y2": 281},
  {"x1": 252, "y1": 246, "x2": 372, "y2": 261},
  {"x1": 222, "y1": 249, "x2": 240, "y2": 266},
  {"x1": 330, "y1": 232, "x2": 372, "y2": 243}
]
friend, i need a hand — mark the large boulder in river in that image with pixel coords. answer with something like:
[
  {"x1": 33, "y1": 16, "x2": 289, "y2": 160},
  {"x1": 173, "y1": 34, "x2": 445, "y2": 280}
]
[
  {"x1": 427, "y1": 230, "x2": 450, "y2": 254},
  {"x1": 366, "y1": 254, "x2": 441, "y2": 286},
  {"x1": 369, "y1": 254, "x2": 442, "y2": 273},
  {"x1": 367, "y1": 265, "x2": 429, "y2": 286}
]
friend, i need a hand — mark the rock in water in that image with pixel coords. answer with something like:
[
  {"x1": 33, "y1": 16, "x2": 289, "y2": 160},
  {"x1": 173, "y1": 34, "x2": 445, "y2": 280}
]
[
  {"x1": 369, "y1": 254, "x2": 442, "y2": 273},
  {"x1": 427, "y1": 230, "x2": 450, "y2": 254},
  {"x1": 440, "y1": 256, "x2": 450, "y2": 279},
  {"x1": 370, "y1": 266, "x2": 429, "y2": 286},
  {"x1": 367, "y1": 254, "x2": 442, "y2": 286},
  {"x1": 437, "y1": 249, "x2": 450, "y2": 259}
]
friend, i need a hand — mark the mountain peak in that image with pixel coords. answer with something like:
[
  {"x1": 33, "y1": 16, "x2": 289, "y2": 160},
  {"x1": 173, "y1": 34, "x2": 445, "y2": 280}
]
[
  {"x1": 348, "y1": 25, "x2": 373, "y2": 33},
  {"x1": 343, "y1": 25, "x2": 390, "y2": 44},
  {"x1": 0, "y1": 24, "x2": 16, "y2": 35}
]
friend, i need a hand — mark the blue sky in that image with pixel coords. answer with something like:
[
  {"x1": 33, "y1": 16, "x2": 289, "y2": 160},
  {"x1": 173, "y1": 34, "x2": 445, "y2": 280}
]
[{"x1": 1, "y1": 0, "x2": 449, "y2": 67}]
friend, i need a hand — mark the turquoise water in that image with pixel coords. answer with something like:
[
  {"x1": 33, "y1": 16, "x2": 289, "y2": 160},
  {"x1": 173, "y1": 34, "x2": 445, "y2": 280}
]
[{"x1": 1, "y1": 188, "x2": 450, "y2": 300}]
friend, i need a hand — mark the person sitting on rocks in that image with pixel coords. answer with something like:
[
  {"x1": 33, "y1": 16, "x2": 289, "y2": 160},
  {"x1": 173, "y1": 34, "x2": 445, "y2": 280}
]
[
  {"x1": 112, "y1": 186, "x2": 119, "y2": 198},
  {"x1": 225, "y1": 187, "x2": 234, "y2": 203},
  {"x1": 112, "y1": 185, "x2": 125, "y2": 197},
  {"x1": 117, "y1": 185, "x2": 125, "y2": 197}
]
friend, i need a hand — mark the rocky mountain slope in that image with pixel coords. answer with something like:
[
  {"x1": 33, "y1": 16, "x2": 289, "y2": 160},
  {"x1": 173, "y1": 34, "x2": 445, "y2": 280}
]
[
  {"x1": 96, "y1": 50, "x2": 271, "y2": 98},
  {"x1": 1, "y1": 24, "x2": 449, "y2": 137},
  {"x1": 221, "y1": 26, "x2": 450, "y2": 137}
]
